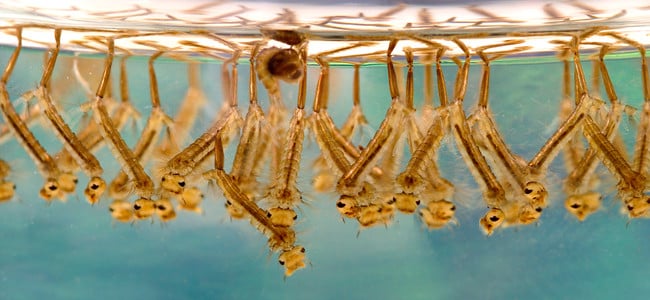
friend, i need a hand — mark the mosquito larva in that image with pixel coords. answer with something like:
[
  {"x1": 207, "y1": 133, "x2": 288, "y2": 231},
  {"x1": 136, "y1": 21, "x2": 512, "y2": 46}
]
[
  {"x1": 336, "y1": 40, "x2": 403, "y2": 197},
  {"x1": 203, "y1": 130, "x2": 298, "y2": 254},
  {"x1": 338, "y1": 64, "x2": 369, "y2": 143},
  {"x1": 308, "y1": 61, "x2": 355, "y2": 177},
  {"x1": 445, "y1": 40, "x2": 534, "y2": 234},
  {"x1": 161, "y1": 107, "x2": 241, "y2": 194},
  {"x1": 333, "y1": 41, "x2": 409, "y2": 228},
  {"x1": 0, "y1": 27, "x2": 65, "y2": 201},
  {"x1": 395, "y1": 47, "x2": 454, "y2": 219},
  {"x1": 313, "y1": 63, "x2": 366, "y2": 192},
  {"x1": 313, "y1": 61, "x2": 384, "y2": 182},
  {"x1": 149, "y1": 62, "x2": 207, "y2": 214},
  {"x1": 526, "y1": 33, "x2": 605, "y2": 179},
  {"x1": 444, "y1": 41, "x2": 507, "y2": 232},
  {"x1": 228, "y1": 44, "x2": 271, "y2": 202},
  {"x1": 108, "y1": 50, "x2": 173, "y2": 200},
  {"x1": 58, "y1": 55, "x2": 140, "y2": 174},
  {"x1": 90, "y1": 38, "x2": 155, "y2": 201},
  {"x1": 161, "y1": 53, "x2": 243, "y2": 195},
  {"x1": 566, "y1": 35, "x2": 650, "y2": 218},
  {"x1": 558, "y1": 54, "x2": 585, "y2": 176},
  {"x1": 156, "y1": 62, "x2": 207, "y2": 158},
  {"x1": 32, "y1": 29, "x2": 106, "y2": 204},
  {"x1": 0, "y1": 103, "x2": 41, "y2": 145},
  {"x1": 469, "y1": 45, "x2": 548, "y2": 225},
  {"x1": 563, "y1": 45, "x2": 624, "y2": 220},
  {"x1": 606, "y1": 33, "x2": 650, "y2": 182}
]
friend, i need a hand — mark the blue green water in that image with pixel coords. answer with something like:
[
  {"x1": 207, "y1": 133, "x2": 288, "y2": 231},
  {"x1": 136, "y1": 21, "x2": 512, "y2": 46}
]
[{"x1": 1, "y1": 46, "x2": 650, "y2": 300}]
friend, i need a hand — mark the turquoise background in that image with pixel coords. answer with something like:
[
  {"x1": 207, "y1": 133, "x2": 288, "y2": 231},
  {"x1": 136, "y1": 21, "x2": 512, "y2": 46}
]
[{"x1": 1, "y1": 45, "x2": 650, "y2": 300}]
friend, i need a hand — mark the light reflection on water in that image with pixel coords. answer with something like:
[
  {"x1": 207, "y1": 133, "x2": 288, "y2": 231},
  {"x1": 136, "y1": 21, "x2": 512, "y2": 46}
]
[{"x1": 0, "y1": 43, "x2": 649, "y2": 300}]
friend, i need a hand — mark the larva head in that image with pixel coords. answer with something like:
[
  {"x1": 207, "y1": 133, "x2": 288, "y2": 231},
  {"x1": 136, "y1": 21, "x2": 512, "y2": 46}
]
[
  {"x1": 565, "y1": 192, "x2": 601, "y2": 221},
  {"x1": 39, "y1": 178, "x2": 60, "y2": 201},
  {"x1": 224, "y1": 199, "x2": 246, "y2": 220},
  {"x1": 479, "y1": 208, "x2": 505, "y2": 236},
  {"x1": 179, "y1": 186, "x2": 203, "y2": 213},
  {"x1": 518, "y1": 204, "x2": 543, "y2": 225},
  {"x1": 161, "y1": 173, "x2": 186, "y2": 195},
  {"x1": 155, "y1": 199, "x2": 177, "y2": 222},
  {"x1": 357, "y1": 204, "x2": 384, "y2": 228},
  {"x1": 0, "y1": 181, "x2": 15, "y2": 202},
  {"x1": 267, "y1": 207, "x2": 298, "y2": 228},
  {"x1": 419, "y1": 200, "x2": 456, "y2": 229},
  {"x1": 108, "y1": 199, "x2": 134, "y2": 223},
  {"x1": 336, "y1": 195, "x2": 359, "y2": 218},
  {"x1": 133, "y1": 198, "x2": 157, "y2": 220},
  {"x1": 624, "y1": 195, "x2": 650, "y2": 218},
  {"x1": 393, "y1": 193, "x2": 421, "y2": 214},
  {"x1": 379, "y1": 196, "x2": 396, "y2": 224},
  {"x1": 278, "y1": 246, "x2": 307, "y2": 277},
  {"x1": 84, "y1": 176, "x2": 106, "y2": 205},
  {"x1": 523, "y1": 181, "x2": 548, "y2": 208},
  {"x1": 108, "y1": 175, "x2": 130, "y2": 200},
  {"x1": 267, "y1": 48, "x2": 304, "y2": 83},
  {"x1": 58, "y1": 172, "x2": 78, "y2": 194}
]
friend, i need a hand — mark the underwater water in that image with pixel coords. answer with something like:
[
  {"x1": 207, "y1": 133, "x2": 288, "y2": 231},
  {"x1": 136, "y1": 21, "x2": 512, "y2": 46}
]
[{"x1": 1, "y1": 1, "x2": 650, "y2": 300}]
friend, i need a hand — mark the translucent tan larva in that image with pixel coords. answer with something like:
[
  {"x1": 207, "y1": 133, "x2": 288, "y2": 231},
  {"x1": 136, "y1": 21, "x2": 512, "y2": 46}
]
[
  {"x1": 108, "y1": 50, "x2": 173, "y2": 200},
  {"x1": 228, "y1": 44, "x2": 271, "y2": 204},
  {"x1": 468, "y1": 45, "x2": 549, "y2": 227},
  {"x1": 203, "y1": 130, "x2": 298, "y2": 252},
  {"x1": 563, "y1": 44, "x2": 625, "y2": 220},
  {"x1": 161, "y1": 53, "x2": 243, "y2": 195},
  {"x1": 58, "y1": 55, "x2": 140, "y2": 175},
  {"x1": 156, "y1": 62, "x2": 207, "y2": 158},
  {"x1": 89, "y1": 38, "x2": 155, "y2": 201},
  {"x1": 336, "y1": 41, "x2": 403, "y2": 197},
  {"x1": 563, "y1": 34, "x2": 650, "y2": 218},
  {"x1": 395, "y1": 47, "x2": 454, "y2": 219},
  {"x1": 0, "y1": 27, "x2": 65, "y2": 201},
  {"x1": 32, "y1": 29, "x2": 106, "y2": 204},
  {"x1": 446, "y1": 41, "x2": 506, "y2": 209}
]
